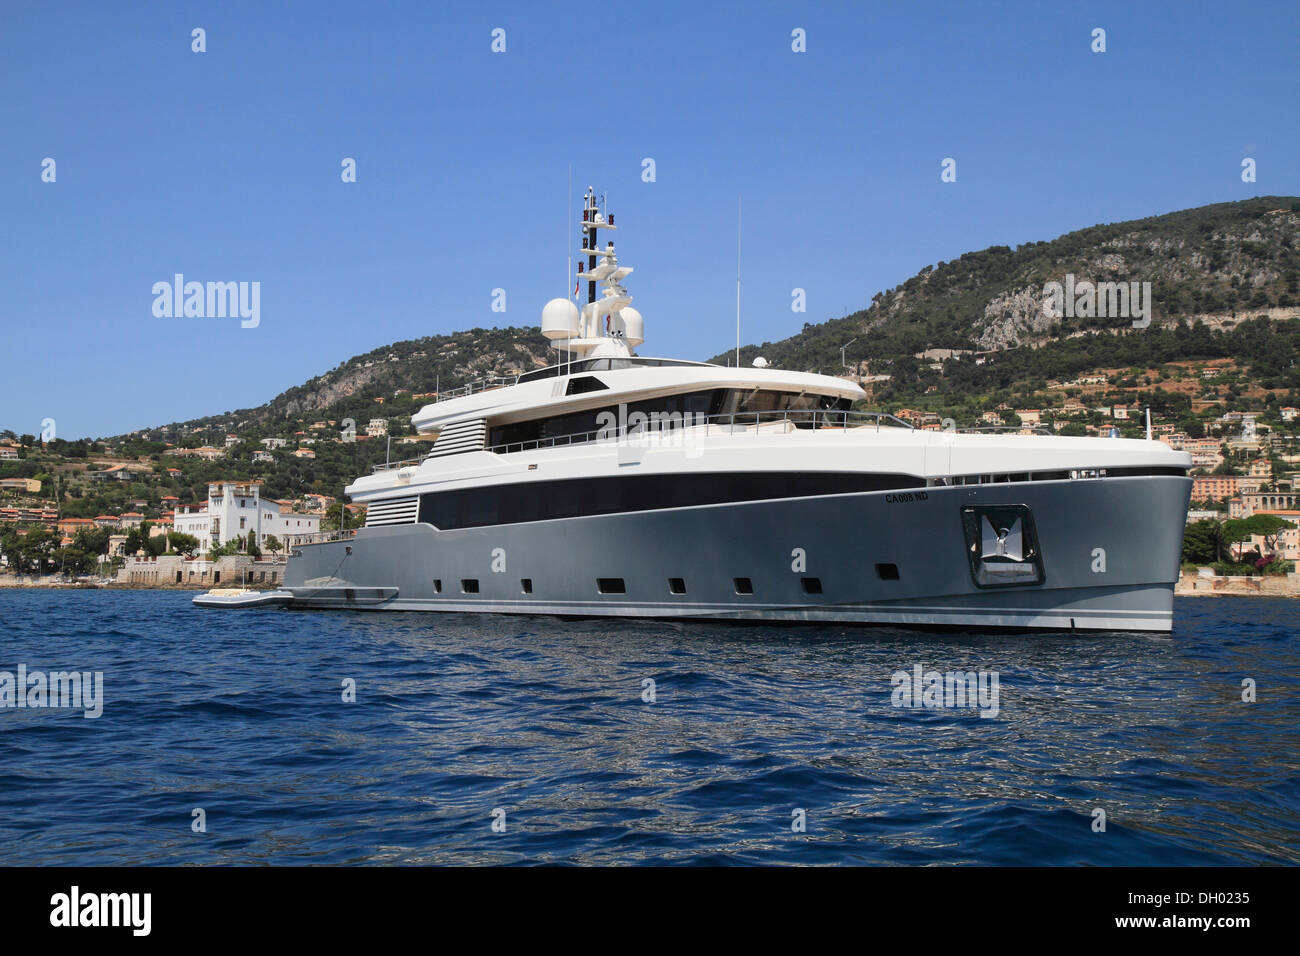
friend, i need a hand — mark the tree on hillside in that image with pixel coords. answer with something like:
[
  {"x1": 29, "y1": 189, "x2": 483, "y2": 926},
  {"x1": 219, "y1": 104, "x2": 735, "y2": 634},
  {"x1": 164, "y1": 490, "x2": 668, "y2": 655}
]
[
  {"x1": 1222, "y1": 515, "x2": 1293, "y2": 560},
  {"x1": 168, "y1": 532, "x2": 199, "y2": 556},
  {"x1": 1182, "y1": 518, "x2": 1224, "y2": 565},
  {"x1": 207, "y1": 539, "x2": 236, "y2": 559},
  {"x1": 72, "y1": 526, "x2": 110, "y2": 556},
  {"x1": 52, "y1": 545, "x2": 96, "y2": 576},
  {"x1": 2, "y1": 526, "x2": 58, "y2": 574},
  {"x1": 122, "y1": 524, "x2": 165, "y2": 557}
]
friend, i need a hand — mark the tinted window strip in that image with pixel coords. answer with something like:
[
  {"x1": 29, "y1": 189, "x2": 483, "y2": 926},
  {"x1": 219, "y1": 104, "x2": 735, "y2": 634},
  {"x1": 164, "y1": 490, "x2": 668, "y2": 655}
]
[
  {"x1": 947, "y1": 465, "x2": 1185, "y2": 485},
  {"x1": 1098, "y1": 466, "x2": 1189, "y2": 478},
  {"x1": 417, "y1": 471, "x2": 924, "y2": 530}
]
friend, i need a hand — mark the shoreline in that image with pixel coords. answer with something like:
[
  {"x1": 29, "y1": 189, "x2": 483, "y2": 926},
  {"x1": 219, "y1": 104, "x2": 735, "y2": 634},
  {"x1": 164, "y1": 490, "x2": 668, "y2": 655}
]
[{"x1": 0, "y1": 579, "x2": 279, "y2": 592}]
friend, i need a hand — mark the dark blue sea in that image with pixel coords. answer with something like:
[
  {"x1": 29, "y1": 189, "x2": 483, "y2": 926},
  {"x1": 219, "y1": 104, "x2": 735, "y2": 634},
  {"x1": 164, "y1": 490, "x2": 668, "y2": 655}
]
[{"x1": 0, "y1": 590, "x2": 1296, "y2": 865}]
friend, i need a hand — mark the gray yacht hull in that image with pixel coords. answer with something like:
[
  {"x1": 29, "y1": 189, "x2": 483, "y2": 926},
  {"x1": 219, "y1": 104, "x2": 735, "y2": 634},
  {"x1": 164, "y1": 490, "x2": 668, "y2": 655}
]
[{"x1": 282, "y1": 475, "x2": 1191, "y2": 632}]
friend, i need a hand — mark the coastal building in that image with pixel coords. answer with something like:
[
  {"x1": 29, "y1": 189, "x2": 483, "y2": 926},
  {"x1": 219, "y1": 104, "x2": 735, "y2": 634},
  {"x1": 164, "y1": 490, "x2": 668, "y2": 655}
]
[
  {"x1": 292, "y1": 448, "x2": 316, "y2": 459},
  {"x1": 1229, "y1": 491, "x2": 1300, "y2": 519},
  {"x1": 913, "y1": 348, "x2": 972, "y2": 361},
  {"x1": 172, "y1": 481, "x2": 321, "y2": 553},
  {"x1": 302, "y1": 493, "x2": 335, "y2": 512},
  {"x1": 1181, "y1": 437, "x2": 1225, "y2": 469},
  {"x1": 116, "y1": 553, "x2": 287, "y2": 587},
  {"x1": 57, "y1": 516, "x2": 96, "y2": 536},
  {"x1": 90, "y1": 464, "x2": 137, "y2": 482},
  {"x1": 172, "y1": 446, "x2": 224, "y2": 460},
  {"x1": 893, "y1": 408, "x2": 940, "y2": 428},
  {"x1": 1192, "y1": 476, "x2": 1239, "y2": 501},
  {"x1": 252, "y1": 450, "x2": 274, "y2": 463},
  {"x1": 0, "y1": 507, "x2": 57, "y2": 525},
  {"x1": 1239, "y1": 511, "x2": 1300, "y2": 561},
  {"x1": 92, "y1": 515, "x2": 120, "y2": 529},
  {"x1": 366, "y1": 418, "x2": 389, "y2": 437},
  {"x1": 1281, "y1": 407, "x2": 1299, "y2": 423},
  {"x1": 260, "y1": 437, "x2": 287, "y2": 450},
  {"x1": 0, "y1": 477, "x2": 41, "y2": 493}
]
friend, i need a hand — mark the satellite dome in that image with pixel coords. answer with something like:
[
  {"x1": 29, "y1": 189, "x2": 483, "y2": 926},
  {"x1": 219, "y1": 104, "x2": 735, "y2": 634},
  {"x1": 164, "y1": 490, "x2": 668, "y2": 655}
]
[
  {"x1": 541, "y1": 298, "x2": 580, "y2": 340},
  {"x1": 618, "y1": 307, "x2": 644, "y2": 347},
  {"x1": 752, "y1": 356, "x2": 769, "y2": 368}
]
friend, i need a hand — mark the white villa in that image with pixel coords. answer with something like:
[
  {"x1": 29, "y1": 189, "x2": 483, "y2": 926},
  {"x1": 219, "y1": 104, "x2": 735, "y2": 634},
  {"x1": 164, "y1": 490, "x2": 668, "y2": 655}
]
[{"x1": 173, "y1": 481, "x2": 321, "y2": 552}]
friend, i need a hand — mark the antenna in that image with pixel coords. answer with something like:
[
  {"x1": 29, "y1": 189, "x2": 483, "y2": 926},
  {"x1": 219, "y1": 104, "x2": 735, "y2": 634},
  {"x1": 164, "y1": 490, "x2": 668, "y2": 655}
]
[
  {"x1": 567, "y1": 165, "x2": 572, "y2": 301},
  {"x1": 735, "y1": 196, "x2": 741, "y2": 367},
  {"x1": 1146, "y1": 407, "x2": 1152, "y2": 441}
]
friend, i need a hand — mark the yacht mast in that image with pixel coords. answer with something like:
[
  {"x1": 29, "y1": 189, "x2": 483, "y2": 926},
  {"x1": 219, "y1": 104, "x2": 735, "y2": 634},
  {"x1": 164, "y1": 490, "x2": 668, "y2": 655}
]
[{"x1": 541, "y1": 188, "x2": 643, "y2": 359}]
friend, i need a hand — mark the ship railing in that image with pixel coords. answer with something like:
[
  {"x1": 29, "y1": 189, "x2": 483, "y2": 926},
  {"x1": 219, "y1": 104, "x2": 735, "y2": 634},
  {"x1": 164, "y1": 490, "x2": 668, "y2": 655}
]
[
  {"x1": 369, "y1": 414, "x2": 1052, "y2": 470},
  {"x1": 484, "y1": 409, "x2": 915, "y2": 455},
  {"x1": 284, "y1": 529, "x2": 358, "y2": 547},
  {"x1": 433, "y1": 375, "x2": 519, "y2": 403},
  {"x1": 371, "y1": 455, "x2": 426, "y2": 473},
  {"x1": 954, "y1": 425, "x2": 1054, "y2": 436}
]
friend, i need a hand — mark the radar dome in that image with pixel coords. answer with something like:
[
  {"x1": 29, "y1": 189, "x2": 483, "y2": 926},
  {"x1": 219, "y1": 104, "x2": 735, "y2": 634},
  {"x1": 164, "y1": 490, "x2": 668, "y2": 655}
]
[
  {"x1": 541, "y1": 298, "x2": 581, "y2": 340},
  {"x1": 618, "y1": 307, "x2": 644, "y2": 347},
  {"x1": 752, "y1": 356, "x2": 769, "y2": 368}
]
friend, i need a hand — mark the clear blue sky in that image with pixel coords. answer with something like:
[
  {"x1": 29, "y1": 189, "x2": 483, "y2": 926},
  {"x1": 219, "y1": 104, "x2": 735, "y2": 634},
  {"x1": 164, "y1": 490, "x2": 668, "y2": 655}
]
[{"x1": 3, "y1": 1, "x2": 1298, "y2": 438}]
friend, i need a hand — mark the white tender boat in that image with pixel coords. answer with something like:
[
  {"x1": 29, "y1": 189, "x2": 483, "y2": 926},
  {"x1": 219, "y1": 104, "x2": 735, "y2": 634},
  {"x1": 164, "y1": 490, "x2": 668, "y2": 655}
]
[{"x1": 192, "y1": 588, "x2": 294, "y2": 609}]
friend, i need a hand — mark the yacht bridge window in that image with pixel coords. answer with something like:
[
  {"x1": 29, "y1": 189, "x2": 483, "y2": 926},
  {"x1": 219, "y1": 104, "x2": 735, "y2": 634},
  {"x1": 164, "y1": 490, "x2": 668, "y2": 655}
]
[
  {"x1": 516, "y1": 357, "x2": 711, "y2": 382},
  {"x1": 488, "y1": 388, "x2": 850, "y2": 449}
]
